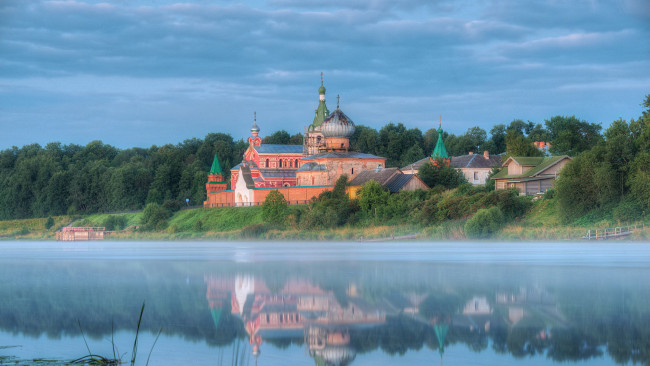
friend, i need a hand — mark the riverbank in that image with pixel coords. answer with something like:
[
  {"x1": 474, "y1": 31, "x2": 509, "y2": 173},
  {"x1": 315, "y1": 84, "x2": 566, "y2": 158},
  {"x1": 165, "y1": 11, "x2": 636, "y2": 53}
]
[{"x1": 2, "y1": 200, "x2": 649, "y2": 241}]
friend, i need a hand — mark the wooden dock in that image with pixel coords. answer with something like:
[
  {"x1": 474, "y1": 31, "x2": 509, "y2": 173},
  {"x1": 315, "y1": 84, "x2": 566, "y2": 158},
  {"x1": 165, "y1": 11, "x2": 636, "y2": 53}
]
[
  {"x1": 56, "y1": 227, "x2": 105, "y2": 241},
  {"x1": 582, "y1": 223, "x2": 646, "y2": 240}
]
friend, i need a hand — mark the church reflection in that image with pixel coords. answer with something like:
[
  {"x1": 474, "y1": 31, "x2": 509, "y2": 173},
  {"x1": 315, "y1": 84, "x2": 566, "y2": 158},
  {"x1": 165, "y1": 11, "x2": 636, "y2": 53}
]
[
  {"x1": 205, "y1": 273, "x2": 570, "y2": 366},
  {"x1": 206, "y1": 274, "x2": 386, "y2": 365}
]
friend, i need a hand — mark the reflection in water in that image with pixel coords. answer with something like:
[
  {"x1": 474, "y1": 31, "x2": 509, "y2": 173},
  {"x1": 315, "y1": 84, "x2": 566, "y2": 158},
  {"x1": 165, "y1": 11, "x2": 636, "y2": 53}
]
[{"x1": 1, "y1": 244, "x2": 650, "y2": 365}]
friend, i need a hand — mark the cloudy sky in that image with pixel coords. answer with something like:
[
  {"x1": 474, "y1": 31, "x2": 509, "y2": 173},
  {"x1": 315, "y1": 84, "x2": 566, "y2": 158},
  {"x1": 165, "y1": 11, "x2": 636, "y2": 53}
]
[{"x1": 0, "y1": 0, "x2": 648, "y2": 149}]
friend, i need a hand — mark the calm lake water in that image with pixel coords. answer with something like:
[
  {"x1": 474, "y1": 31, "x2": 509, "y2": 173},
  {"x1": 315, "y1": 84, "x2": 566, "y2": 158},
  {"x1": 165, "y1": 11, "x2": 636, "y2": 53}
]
[{"x1": 1, "y1": 241, "x2": 650, "y2": 366}]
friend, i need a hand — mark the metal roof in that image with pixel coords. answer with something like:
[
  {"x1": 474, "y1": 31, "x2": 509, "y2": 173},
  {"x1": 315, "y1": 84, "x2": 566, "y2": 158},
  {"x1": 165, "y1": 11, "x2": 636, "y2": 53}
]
[
  {"x1": 349, "y1": 167, "x2": 400, "y2": 187},
  {"x1": 259, "y1": 169, "x2": 297, "y2": 178},
  {"x1": 451, "y1": 154, "x2": 502, "y2": 169},
  {"x1": 303, "y1": 151, "x2": 385, "y2": 160},
  {"x1": 384, "y1": 173, "x2": 417, "y2": 193},
  {"x1": 296, "y1": 162, "x2": 328, "y2": 171},
  {"x1": 255, "y1": 144, "x2": 304, "y2": 154}
]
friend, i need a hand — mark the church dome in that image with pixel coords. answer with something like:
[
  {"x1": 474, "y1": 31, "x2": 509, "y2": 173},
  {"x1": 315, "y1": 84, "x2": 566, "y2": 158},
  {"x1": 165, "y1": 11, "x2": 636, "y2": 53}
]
[{"x1": 321, "y1": 108, "x2": 355, "y2": 138}]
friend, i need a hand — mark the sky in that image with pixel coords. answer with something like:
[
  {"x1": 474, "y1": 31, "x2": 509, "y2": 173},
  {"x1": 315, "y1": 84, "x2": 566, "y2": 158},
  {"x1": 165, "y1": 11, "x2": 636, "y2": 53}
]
[{"x1": 0, "y1": 0, "x2": 649, "y2": 150}]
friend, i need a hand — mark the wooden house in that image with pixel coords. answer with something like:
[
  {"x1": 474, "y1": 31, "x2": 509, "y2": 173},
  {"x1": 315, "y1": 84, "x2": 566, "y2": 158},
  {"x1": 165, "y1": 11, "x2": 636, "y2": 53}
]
[{"x1": 491, "y1": 156, "x2": 571, "y2": 195}]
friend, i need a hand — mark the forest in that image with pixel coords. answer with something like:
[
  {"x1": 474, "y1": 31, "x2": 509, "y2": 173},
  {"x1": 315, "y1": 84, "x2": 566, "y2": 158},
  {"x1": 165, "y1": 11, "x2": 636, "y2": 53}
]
[{"x1": 0, "y1": 95, "x2": 648, "y2": 228}]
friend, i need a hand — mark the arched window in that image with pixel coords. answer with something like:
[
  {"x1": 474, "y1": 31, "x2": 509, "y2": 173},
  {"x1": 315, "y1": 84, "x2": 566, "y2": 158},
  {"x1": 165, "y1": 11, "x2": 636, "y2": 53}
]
[
  {"x1": 311, "y1": 177, "x2": 315, "y2": 185},
  {"x1": 289, "y1": 160, "x2": 293, "y2": 168},
  {"x1": 266, "y1": 159, "x2": 270, "y2": 168},
  {"x1": 279, "y1": 159, "x2": 283, "y2": 168},
  {"x1": 295, "y1": 159, "x2": 299, "y2": 168},
  {"x1": 351, "y1": 168, "x2": 354, "y2": 175}
]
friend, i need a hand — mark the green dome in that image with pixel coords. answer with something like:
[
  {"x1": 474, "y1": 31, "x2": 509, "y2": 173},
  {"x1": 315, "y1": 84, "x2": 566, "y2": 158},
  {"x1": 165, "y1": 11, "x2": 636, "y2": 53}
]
[{"x1": 319, "y1": 84, "x2": 326, "y2": 95}]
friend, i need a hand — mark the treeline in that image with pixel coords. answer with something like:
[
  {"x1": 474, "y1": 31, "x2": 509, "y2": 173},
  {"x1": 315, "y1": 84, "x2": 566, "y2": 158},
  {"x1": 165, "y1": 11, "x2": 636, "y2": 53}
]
[
  {"x1": 0, "y1": 105, "x2": 631, "y2": 220},
  {"x1": 555, "y1": 95, "x2": 650, "y2": 223}
]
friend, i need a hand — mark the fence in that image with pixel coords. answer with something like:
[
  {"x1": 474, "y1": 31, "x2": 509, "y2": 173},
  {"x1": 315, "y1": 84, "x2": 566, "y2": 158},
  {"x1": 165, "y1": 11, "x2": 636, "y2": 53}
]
[
  {"x1": 584, "y1": 223, "x2": 647, "y2": 240},
  {"x1": 204, "y1": 200, "x2": 312, "y2": 208}
]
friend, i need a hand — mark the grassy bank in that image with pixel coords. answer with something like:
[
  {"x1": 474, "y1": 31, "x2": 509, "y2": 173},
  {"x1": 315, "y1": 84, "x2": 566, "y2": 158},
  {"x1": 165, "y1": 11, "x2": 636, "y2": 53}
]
[{"x1": 1, "y1": 197, "x2": 648, "y2": 241}]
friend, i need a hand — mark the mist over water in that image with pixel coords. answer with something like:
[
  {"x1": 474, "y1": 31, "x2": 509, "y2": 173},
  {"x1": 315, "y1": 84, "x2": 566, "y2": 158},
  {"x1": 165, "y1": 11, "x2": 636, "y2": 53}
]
[{"x1": 1, "y1": 241, "x2": 649, "y2": 365}]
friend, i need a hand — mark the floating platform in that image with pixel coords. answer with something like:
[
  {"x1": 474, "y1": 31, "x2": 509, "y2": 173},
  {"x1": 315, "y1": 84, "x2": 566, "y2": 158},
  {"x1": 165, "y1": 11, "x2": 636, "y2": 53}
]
[{"x1": 56, "y1": 227, "x2": 105, "y2": 241}]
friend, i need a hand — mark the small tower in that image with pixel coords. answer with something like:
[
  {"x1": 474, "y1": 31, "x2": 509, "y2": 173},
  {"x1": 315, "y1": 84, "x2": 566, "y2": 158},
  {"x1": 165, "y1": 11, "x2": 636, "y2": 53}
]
[
  {"x1": 430, "y1": 116, "x2": 450, "y2": 166},
  {"x1": 248, "y1": 112, "x2": 262, "y2": 147},
  {"x1": 206, "y1": 153, "x2": 227, "y2": 193},
  {"x1": 305, "y1": 73, "x2": 330, "y2": 155},
  {"x1": 321, "y1": 95, "x2": 355, "y2": 152}
]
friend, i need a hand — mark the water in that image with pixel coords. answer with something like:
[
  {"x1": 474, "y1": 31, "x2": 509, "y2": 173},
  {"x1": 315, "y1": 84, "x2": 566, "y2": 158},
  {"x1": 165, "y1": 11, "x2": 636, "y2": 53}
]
[{"x1": 1, "y1": 241, "x2": 649, "y2": 366}]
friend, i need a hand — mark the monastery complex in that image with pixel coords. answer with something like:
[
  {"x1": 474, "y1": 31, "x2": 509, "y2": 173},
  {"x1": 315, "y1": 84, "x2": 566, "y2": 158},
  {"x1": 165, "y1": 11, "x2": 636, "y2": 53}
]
[
  {"x1": 203, "y1": 76, "x2": 569, "y2": 208},
  {"x1": 203, "y1": 77, "x2": 413, "y2": 207}
]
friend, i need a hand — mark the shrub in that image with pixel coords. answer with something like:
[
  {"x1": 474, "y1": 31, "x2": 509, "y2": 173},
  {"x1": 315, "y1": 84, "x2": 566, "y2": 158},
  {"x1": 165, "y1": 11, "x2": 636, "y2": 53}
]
[
  {"x1": 262, "y1": 190, "x2": 288, "y2": 226},
  {"x1": 241, "y1": 223, "x2": 269, "y2": 239},
  {"x1": 103, "y1": 215, "x2": 127, "y2": 231},
  {"x1": 192, "y1": 220, "x2": 204, "y2": 232},
  {"x1": 478, "y1": 189, "x2": 530, "y2": 220},
  {"x1": 44, "y1": 216, "x2": 55, "y2": 230},
  {"x1": 613, "y1": 198, "x2": 643, "y2": 224},
  {"x1": 464, "y1": 206, "x2": 505, "y2": 238},
  {"x1": 141, "y1": 203, "x2": 172, "y2": 231}
]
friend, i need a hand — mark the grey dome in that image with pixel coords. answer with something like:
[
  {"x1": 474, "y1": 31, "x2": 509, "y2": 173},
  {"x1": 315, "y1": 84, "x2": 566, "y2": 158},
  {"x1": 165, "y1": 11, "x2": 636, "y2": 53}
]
[
  {"x1": 315, "y1": 346, "x2": 356, "y2": 366},
  {"x1": 321, "y1": 109, "x2": 355, "y2": 138}
]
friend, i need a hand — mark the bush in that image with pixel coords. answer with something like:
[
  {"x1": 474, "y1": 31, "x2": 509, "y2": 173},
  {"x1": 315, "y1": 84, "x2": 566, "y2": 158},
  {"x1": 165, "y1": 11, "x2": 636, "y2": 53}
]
[
  {"x1": 464, "y1": 206, "x2": 505, "y2": 238},
  {"x1": 44, "y1": 216, "x2": 55, "y2": 230},
  {"x1": 613, "y1": 198, "x2": 643, "y2": 224},
  {"x1": 478, "y1": 189, "x2": 530, "y2": 220},
  {"x1": 262, "y1": 190, "x2": 288, "y2": 226},
  {"x1": 192, "y1": 220, "x2": 204, "y2": 232},
  {"x1": 103, "y1": 215, "x2": 128, "y2": 231},
  {"x1": 241, "y1": 223, "x2": 269, "y2": 239},
  {"x1": 141, "y1": 203, "x2": 172, "y2": 231}
]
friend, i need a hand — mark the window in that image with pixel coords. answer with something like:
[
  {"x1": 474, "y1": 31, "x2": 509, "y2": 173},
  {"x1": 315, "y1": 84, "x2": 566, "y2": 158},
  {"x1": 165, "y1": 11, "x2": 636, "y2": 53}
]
[
  {"x1": 311, "y1": 177, "x2": 315, "y2": 185},
  {"x1": 295, "y1": 159, "x2": 299, "y2": 168},
  {"x1": 351, "y1": 168, "x2": 354, "y2": 174},
  {"x1": 265, "y1": 159, "x2": 269, "y2": 168},
  {"x1": 474, "y1": 172, "x2": 478, "y2": 181},
  {"x1": 279, "y1": 160, "x2": 283, "y2": 168}
]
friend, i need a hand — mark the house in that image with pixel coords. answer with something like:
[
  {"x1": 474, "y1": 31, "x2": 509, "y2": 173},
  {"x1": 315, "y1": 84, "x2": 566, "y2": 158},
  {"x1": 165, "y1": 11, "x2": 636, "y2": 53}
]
[
  {"x1": 347, "y1": 167, "x2": 429, "y2": 199},
  {"x1": 491, "y1": 155, "x2": 571, "y2": 195},
  {"x1": 402, "y1": 150, "x2": 501, "y2": 186}
]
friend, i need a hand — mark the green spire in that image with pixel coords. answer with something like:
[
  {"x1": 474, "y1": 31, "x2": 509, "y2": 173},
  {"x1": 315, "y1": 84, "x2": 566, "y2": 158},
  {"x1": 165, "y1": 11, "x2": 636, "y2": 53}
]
[
  {"x1": 431, "y1": 120, "x2": 449, "y2": 159},
  {"x1": 433, "y1": 323, "x2": 448, "y2": 357},
  {"x1": 211, "y1": 308, "x2": 223, "y2": 329},
  {"x1": 311, "y1": 73, "x2": 330, "y2": 128},
  {"x1": 210, "y1": 153, "x2": 223, "y2": 174}
]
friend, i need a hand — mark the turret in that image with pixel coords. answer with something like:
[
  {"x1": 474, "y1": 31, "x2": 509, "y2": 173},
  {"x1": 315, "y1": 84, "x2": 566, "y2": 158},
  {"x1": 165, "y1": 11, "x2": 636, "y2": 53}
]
[{"x1": 206, "y1": 153, "x2": 228, "y2": 192}]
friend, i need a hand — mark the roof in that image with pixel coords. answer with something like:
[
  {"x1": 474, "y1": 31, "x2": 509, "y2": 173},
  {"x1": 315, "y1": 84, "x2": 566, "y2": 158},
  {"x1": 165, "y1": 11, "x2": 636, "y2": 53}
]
[
  {"x1": 258, "y1": 169, "x2": 297, "y2": 178},
  {"x1": 505, "y1": 156, "x2": 545, "y2": 166},
  {"x1": 451, "y1": 153, "x2": 502, "y2": 169},
  {"x1": 239, "y1": 164, "x2": 256, "y2": 189},
  {"x1": 296, "y1": 162, "x2": 328, "y2": 171},
  {"x1": 431, "y1": 125, "x2": 449, "y2": 159},
  {"x1": 349, "y1": 167, "x2": 400, "y2": 187},
  {"x1": 302, "y1": 151, "x2": 385, "y2": 160},
  {"x1": 492, "y1": 156, "x2": 570, "y2": 180},
  {"x1": 401, "y1": 157, "x2": 430, "y2": 172},
  {"x1": 231, "y1": 160, "x2": 258, "y2": 172},
  {"x1": 255, "y1": 144, "x2": 304, "y2": 154},
  {"x1": 384, "y1": 173, "x2": 419, "y2": 193},
  {"x1": 209, "y1": 153, "x2": 223, "y2": 174}
]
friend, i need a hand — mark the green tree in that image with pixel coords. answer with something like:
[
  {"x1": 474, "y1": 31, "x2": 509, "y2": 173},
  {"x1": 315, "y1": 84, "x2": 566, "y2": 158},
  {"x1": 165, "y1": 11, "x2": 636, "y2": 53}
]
[
  {"x1": 418, "y1": 159, "x2": 467, "y2": 189},
  {"x1": 262, "y1": 190, "x2": 288, "y2": 226},
  {"x1": 545, "y1": 115, "x2": 602, "y2": 156},
  {"x1": 358, "y1": 180, "x2": 390, "y2": 216},
  {"x1": 505, "y1": 129, "x2": 544, "y2": 158}
]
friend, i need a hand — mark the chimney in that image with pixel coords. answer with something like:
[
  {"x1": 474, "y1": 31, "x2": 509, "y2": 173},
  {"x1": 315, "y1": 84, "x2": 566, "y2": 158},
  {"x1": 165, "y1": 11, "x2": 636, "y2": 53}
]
[
  {"x1": 468, "y1": 151, "x2": 473, "y2": 155},
  {"x1": 484, "y1": 150, "x2": 489, "y2": 159}
]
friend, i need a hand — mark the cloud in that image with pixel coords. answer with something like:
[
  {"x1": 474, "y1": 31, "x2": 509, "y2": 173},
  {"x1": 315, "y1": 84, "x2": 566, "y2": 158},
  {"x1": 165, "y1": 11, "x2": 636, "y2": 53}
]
[{"x1": 0, "y1": 0, "x2": 647, "y2": 149}]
